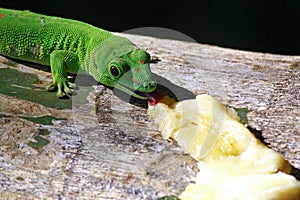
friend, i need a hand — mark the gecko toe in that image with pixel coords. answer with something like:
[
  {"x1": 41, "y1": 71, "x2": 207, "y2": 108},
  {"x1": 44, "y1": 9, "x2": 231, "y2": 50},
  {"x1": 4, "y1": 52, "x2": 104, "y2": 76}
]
[
  {"x1": 57, "y1": 92, "x2": 65, "y2": 98},
  {"x1": 68, "y1": 82, "x2": 76, "y2": 88},
  {"x1": 57, "y1": 91, "x2": 70, "y2": 99},
  {"x1": 56, "y1": 83, "x2": 67, "y2": 98},
  {"x1": 65, "y1": 87, "x2": 73, "y2": 95},
  {"x1": 46, "y1": 82, "x2": 57, "y2": 91},
  {"x1": 64, "y1": 82, "x2": 73, "y2": 95}
]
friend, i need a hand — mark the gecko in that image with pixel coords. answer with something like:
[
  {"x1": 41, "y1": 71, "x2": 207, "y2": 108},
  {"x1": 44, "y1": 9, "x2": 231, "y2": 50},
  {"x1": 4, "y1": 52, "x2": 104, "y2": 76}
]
[{"x1": 0, "y1": 8, "x2": 158, "y2": 101}]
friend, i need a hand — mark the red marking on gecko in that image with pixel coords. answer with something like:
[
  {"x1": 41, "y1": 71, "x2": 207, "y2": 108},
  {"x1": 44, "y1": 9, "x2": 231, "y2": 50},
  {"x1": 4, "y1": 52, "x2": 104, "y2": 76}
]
[
  {"x1": 135, "y1": 67, "x2": 141, "y2": 73},
  {"x1": 0, "y1": 14, "x2": 5, "y2": 18},
  {"x1": 139, "y1": 59, "x2": 144, "y2": 64}
]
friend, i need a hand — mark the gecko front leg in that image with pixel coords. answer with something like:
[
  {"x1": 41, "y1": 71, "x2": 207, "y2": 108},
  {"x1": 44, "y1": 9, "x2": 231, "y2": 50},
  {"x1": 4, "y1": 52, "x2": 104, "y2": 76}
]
[{"x1": 46, "y1": 50, "x2": 79, "y2": 98}]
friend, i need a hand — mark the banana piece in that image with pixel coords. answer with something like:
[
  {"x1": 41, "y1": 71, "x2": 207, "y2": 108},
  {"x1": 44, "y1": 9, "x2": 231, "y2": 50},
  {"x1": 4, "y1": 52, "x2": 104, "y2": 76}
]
[
  {"x1": 148, "y1": 94, "x2": 300, "y2": 200},
  {"x1": 180, "y1": 172, "x2": 300, "y2": 200}
]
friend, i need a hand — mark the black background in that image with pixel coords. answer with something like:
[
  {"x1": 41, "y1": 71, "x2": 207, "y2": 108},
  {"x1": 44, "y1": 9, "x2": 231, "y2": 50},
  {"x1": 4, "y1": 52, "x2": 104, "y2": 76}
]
[{"x1": 1, "y1": 0, "x2": 299, "y2": 55}]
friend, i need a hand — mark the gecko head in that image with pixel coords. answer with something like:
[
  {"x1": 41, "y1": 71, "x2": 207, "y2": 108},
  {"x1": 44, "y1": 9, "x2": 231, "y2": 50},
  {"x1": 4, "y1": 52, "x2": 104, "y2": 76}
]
[
  {"x1": 90, "y1": 36, "x2": 157, "y2": 100},
  {"x1": 96, "y1": 49, "x2": 157, "y2": 100}
]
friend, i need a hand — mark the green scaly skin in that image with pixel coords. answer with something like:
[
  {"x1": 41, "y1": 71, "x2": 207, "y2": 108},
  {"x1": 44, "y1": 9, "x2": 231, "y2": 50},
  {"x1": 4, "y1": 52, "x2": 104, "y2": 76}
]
[{"x1": 0, "y1": 8, "x2": 157, "y2": 99}]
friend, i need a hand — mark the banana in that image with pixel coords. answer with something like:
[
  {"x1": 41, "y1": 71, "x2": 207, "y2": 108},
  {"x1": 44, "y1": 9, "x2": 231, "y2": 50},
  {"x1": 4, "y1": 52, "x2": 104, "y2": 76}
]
[{"x1": 148, "y1": 94, "x2": 300, "y2": 200}]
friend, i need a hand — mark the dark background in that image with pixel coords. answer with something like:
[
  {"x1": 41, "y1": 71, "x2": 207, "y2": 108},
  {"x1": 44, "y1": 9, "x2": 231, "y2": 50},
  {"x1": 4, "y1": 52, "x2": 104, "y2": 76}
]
[{"x1": 1, "y1": 0, "x2": 299, "y2": 55}]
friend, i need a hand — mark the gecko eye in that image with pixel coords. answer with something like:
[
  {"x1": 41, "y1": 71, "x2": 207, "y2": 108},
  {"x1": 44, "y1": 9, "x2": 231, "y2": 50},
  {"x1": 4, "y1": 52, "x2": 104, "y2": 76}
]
[{"x1": 110, "y1": 66, "x2": 119, "y2": 77}]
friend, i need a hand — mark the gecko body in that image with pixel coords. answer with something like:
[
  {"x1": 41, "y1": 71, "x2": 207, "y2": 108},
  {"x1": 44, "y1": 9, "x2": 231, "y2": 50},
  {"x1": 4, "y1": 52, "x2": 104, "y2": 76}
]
[{"x1": 0, "y1": 8, "x2": 156, "y2": 99}]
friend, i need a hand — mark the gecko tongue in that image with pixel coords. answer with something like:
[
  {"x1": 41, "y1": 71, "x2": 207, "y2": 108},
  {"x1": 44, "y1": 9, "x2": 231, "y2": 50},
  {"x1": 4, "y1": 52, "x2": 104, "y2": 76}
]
[
  {"x1": 135, "y1": 88, "x2": 176, "y2": 106},
  {"x1": 146, "y1": 90, "x2": 165, "y2": 106}
]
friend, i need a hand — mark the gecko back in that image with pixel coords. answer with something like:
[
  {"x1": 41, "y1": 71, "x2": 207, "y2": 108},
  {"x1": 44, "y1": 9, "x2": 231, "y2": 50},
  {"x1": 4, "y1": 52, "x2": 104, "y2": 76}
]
[{"x1": 0, "y1": 8, "x2": 112, "y2": 66}]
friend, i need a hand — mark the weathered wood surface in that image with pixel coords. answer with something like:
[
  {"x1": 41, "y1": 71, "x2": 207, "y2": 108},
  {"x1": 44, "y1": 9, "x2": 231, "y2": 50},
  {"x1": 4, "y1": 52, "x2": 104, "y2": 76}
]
[{"x1": 0, "y1": 33, "x2": 299, "y2": 199}]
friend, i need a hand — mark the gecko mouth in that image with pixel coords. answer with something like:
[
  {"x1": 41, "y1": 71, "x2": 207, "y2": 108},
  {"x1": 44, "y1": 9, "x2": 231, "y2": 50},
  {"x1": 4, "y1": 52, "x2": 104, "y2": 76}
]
[
  {"x1": 115, "y1": 83, "x2": 148, "y2": 99},
  {"x1": 116, "y1": 83, "x2": 164, "y2": 105},
  {"x1": 133, "y1": 90, "x2": 148, "y2": 98}
]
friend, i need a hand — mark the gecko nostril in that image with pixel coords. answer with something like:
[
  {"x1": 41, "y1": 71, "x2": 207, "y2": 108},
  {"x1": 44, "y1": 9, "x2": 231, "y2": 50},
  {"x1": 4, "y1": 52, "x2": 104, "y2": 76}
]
[{"x1": 144, "y1": 81, "x2": 157, "y2": 90}]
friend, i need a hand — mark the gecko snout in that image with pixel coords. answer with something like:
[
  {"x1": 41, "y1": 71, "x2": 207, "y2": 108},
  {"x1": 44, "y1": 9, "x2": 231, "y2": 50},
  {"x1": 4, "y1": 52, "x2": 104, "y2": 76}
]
[{"x1": 143, "y1": 81, "x2": 157, "y2": 92}]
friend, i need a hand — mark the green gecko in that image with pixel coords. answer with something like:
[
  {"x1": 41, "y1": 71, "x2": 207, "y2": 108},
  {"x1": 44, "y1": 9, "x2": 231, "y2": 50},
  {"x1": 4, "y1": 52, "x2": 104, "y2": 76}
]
[{"x1": 0, "y1": 8, "x2": 157, "y2": 99}]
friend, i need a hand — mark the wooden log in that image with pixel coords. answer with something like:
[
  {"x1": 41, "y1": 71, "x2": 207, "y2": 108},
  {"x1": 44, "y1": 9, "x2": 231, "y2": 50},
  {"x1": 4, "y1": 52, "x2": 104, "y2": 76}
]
[{"x1": 0, "y1": 33, "x2": 299, "y2": 199}]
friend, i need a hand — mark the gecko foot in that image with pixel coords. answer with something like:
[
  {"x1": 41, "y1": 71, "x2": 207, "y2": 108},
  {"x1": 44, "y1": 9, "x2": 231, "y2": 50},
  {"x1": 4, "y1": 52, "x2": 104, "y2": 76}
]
[{"x1": 46, "y1": 81, "x2": 76, "y2": 98}]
